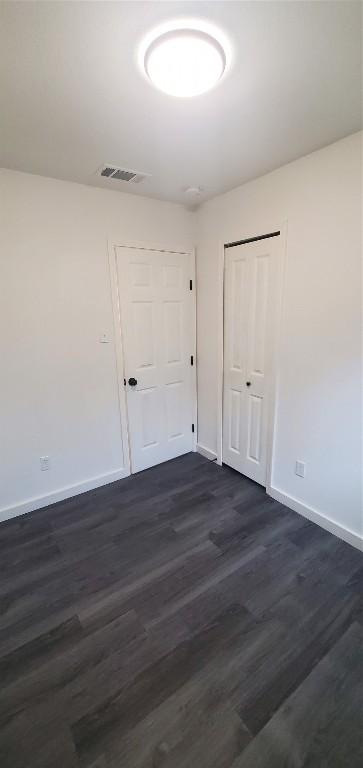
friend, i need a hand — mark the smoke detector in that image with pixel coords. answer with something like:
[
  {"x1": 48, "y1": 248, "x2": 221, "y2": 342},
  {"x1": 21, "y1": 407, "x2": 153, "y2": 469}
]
[
  {"x1": 183, "y1": 186, "x2": 204, "y2": 210},
  {"x1": 96, "y1": 165, "x2": 150, "y2": 184},
  {"x1": 185, "y1": 186, "x2": 203, "y2": 198}
]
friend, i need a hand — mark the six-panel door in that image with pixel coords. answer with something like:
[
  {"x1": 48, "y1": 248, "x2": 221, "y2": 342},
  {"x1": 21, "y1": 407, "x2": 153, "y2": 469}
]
[
  {"x1": 223, "y1": 238, "x2": 279, "y2": 485},
  {"x1": 116, "y1": 246, "x2": 194, "y2": 473}
]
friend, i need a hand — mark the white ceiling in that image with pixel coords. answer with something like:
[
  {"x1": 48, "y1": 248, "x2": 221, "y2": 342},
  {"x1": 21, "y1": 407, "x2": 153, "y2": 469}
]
[{"x1": 0, "y1": 1, "x2": 361, "y2": 205}]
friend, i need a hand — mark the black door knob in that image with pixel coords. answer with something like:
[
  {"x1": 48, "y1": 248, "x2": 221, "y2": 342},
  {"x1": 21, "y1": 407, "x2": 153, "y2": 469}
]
[
  {"x1": 246, "y1": 381, "x2": 251, "y2": 387},
  {"x1": 128, "y1": 377, "x2": 138, "y2": 387}
]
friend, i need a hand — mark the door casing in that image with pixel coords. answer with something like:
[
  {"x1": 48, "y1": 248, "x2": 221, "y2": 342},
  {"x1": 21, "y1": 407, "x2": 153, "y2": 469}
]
[
  {"x1": 217, "y1": 222, "x2": 288, "y2": 489},
  {"x1": 108, "y1": 239, "x2": 197, "y2": 477}
]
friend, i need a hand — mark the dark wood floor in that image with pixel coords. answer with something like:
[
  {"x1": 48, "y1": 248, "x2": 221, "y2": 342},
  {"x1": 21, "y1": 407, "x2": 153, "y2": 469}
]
[{"x1": 0, "y1": 453, "x2": 362, "y2": 768}]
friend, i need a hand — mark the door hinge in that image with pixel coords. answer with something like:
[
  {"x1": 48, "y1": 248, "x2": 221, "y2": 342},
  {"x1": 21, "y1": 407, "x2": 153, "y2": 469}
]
[
  {"x1": 190, "y1": 355, "x2": 194, "y2": 366},
  {"x1": 192, "y1": 423, "x2": 195, "y2": 433},
  {"x1": 189, "y1": 279, "x2": 193, "y2": 291}
]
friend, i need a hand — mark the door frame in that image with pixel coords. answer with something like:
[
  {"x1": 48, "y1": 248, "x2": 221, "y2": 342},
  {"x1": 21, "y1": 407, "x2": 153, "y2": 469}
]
[
  {"x1": 216, "y1": 221, "x2": 288, "y2": 491},
  {"x1": 108, "y1": 238, "x2": 197, "y2": 475}
]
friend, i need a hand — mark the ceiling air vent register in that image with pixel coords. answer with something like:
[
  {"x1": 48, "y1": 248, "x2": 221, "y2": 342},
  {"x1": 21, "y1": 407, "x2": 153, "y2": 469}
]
[{"x1": 97, "y1": 165, "x2": 150, "y2": 184}]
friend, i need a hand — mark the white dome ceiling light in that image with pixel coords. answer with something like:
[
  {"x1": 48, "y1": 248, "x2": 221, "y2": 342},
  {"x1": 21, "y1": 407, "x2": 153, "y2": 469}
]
[{"x1": 144, "y1": 28, "x2": 227, "y2": 97}]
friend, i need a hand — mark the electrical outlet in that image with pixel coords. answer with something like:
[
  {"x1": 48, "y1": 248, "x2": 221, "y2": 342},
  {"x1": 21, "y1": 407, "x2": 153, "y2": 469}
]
[
  {"x1": 40, "y1": 456, "x2": 50, "y2": 471},
  {"x1": 295, "y1": 460, "x2": 306, "y2": 478}
]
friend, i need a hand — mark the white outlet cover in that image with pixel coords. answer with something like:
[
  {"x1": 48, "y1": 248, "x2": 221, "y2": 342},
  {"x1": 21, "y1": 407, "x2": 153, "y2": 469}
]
[
  {"x1": 295, "y1": 460, "x2": 306, "y2": 478},
  {"x1": 99, "y1": 333, "x2": 110, "y2": 343},
  {"x1": 40, "y1": 456, "x2": 50, "y2": 471}
]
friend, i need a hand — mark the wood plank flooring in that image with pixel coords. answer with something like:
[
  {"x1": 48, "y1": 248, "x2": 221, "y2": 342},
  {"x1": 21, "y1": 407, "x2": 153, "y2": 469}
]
[{"x1": 0, "y1": 452, "x2": 362, "y2": 767}]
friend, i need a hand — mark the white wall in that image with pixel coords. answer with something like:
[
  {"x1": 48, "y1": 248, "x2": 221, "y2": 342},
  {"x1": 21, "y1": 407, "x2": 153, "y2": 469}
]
[
  {"x1": 1, "y1": 134, "x2": 362, "y2": 546},
  {"x1": 0, "y1": 170, "x2": 195, "y2": 518},
  {"x1": 196, "y1": 132, "x2": 362, "y2": 543}
]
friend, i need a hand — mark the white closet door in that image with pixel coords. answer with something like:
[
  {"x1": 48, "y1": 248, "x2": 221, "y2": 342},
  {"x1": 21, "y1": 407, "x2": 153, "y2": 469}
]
[
  {"x1": 223, "y1": 237, "x2": 279, "y2": 485},
  {"x1": 116, "y1": 246, "x2": 194, "y2": 473}
]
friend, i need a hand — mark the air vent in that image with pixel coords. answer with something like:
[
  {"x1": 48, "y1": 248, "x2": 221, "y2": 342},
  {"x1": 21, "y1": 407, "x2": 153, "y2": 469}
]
[{"x1": 97, "y1": 165, "x2": 150, "y2": 184}]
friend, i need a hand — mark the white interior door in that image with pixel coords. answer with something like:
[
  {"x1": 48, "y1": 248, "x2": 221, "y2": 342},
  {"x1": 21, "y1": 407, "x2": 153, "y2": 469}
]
[
  {"x1": 116, "y1": 246, "x2": 195, "y2": 473},
  {"x1": 222, "y1": 236, "x2": 280, "y2": 485}
]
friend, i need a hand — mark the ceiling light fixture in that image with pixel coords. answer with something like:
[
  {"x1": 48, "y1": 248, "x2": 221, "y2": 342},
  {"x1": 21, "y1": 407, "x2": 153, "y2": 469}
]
[{"x1": 144, "y1": 28, "x2": 227, "y2": 97}]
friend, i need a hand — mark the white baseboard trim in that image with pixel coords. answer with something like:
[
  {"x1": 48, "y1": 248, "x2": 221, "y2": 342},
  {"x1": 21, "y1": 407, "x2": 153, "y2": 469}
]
[
  {"x1": 0, "y1": 468, "x2": 130, "y2": 523},
  {"x1": 197, "y1": 444, "x2": 218, "y2": 462},
  {"x1": 267, "y1": 484, "x2": 363, "y2": 552}
]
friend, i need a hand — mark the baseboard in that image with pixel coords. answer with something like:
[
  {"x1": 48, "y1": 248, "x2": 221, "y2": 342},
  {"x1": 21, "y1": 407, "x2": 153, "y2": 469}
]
[
  {"x1": 0, "y1": 468, "x2": 130, "y2": 523},
  {"x1": 196, "y1": 444, "x2": 218, "y2": 462},
  {"x1": 267, "y1": 485, "x2": 363, "y2": 552}
]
